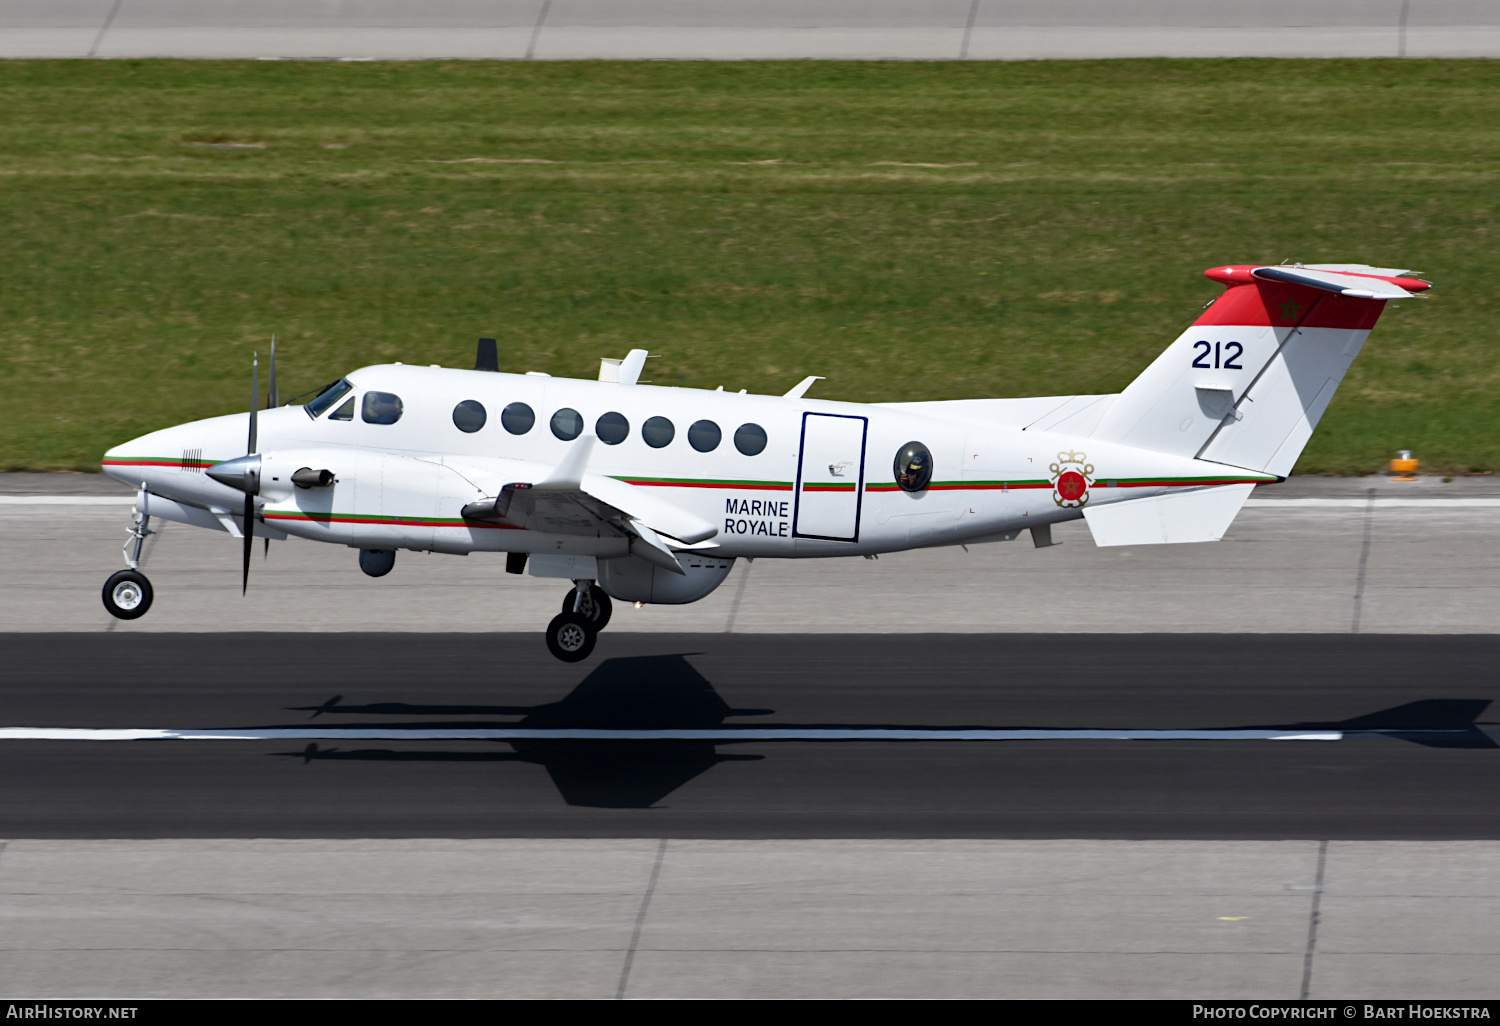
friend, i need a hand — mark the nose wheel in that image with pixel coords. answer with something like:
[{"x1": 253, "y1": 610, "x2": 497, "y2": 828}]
[{"x1": 103, "y1": 569, "x2": 153, "y2": 620}]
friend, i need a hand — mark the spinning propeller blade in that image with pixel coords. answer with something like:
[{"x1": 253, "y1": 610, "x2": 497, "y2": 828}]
[
  {"x1": 243, "y1": 353, "x2": 259, "y2": 595},
  {"x1": 248, "y1": 353, "x2": 259, "y2": 455},
  {"x1": 242, "y1": 493, "x2": 254, "y2": 595},
  {"x1": 268, "y1": 336, "x2": 279, "y2": 409}
]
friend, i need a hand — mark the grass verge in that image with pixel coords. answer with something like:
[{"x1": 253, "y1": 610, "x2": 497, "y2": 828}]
[{"x1": 1, "y1": 59, "x2": 1496, "y2": 473}]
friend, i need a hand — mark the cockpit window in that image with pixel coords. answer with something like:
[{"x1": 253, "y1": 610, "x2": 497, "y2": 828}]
[
  {"x1": 329, "y1": 396, "x2": 355, "y2": 421},
  {"x1": 894, "y1": 441, "x2": 933, "y2": 492},
  {"x1": 362, "y1": 391, "x2": 403, "y2": 425},
  {"x1": 304, "y1": 379, "x2": 353, "y2": 419}
]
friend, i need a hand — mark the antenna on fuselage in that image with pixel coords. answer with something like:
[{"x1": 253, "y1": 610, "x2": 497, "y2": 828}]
[{"x1": 475, "y1": 338, "x2": 499, "y2": 372}]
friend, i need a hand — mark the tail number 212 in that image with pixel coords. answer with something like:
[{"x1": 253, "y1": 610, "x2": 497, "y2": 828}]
[{"x1": 1192, "y1": 341, "x2": 1242, "y2": 370}]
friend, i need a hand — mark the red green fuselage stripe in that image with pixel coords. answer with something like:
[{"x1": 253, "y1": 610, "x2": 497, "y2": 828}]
[
  {"x1": 103, "y1": 457, "x2": 221, "y2": 468},
  {"x1": 868, "y1": 477, "x2": 1266, "y2": 492}
]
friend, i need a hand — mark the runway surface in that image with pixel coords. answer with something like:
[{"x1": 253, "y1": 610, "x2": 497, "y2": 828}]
[
  {"x1": 4, "y1": 0, "x2": 1499, "y2": 60},
  {"x1": 3, "y1": 632, "x2": 1496, "y2": 839},
  {"x1": 7, "y1": 480, "x2": 1500, "y2": 997},
  {"x1": 9, "y1": 474, "x2": 1500, "y2": 635}
]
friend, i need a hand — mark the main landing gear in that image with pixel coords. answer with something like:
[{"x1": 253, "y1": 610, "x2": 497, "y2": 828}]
[
  {"x1": 104, "y1": 486, "x2": 155, "y2": 621},
  {"x1": 545, "y1": 581, "x2": 612, "y2": 662}
]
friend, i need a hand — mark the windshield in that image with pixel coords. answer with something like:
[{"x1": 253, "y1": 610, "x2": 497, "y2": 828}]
[{"x1": 304, "y1": 379, "x2": 353, "y2": 419}]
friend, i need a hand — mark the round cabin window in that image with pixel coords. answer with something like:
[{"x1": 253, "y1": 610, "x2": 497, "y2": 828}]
[
  {"x1": 452, "y1": 400, "x2": 486, "y2": 433},
  {"x1": 642, "y1": 416, "x2": 675, "y2": 449},
  {"x1": 550, "y1": 407, "x2": 583, "y2": 440},
  {"x1": 688, "y1": 420, "x2": 721, "y2": 453},
  {"x1": 596, "y1": 412, "x2": 630, "y2": 445},
  {"x1": 501, "y1": 402, "x2": 535, "y2": 435},
  {"x1": 893, "y1": 441, "x2": 933, "y2": 492},
  {"x1": 734, "y1": 423, "x2": 767, "y2": 456}
]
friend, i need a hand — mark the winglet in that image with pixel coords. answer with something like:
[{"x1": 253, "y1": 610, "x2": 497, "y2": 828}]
[
  {"x1": 537, "y1": 436, "x2": 595, "y2": 490},
  {"x1": 784, "y1": 375, "x2": 825, "y2": 399}
]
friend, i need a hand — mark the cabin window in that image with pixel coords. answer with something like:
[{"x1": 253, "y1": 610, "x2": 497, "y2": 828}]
[
  {"x1": 642, "y1": 416, "x2": 674, "y2": 449},
  {"x1": 361, "y1": 392, "x2": 404, "y2": 425},
  {"x1": 551, "y1": 407, "x2": 583, "y2": 440},
  {"x1": 688, "y1": 420, "x2": 721, "y2": 453},
  {"x1": 596, "y1": 412, "x2": 629, "y2": 445},
  {"x1": 734, "y1": 423, "x2": 768, "y2": 456},
  {"x1": 502, "y1": 402, "x2": 535, "y2": 435},
  {"x1": 893, "y1": 441, "x2": 933, "y2": 493},
  {"x1": 329, "y1": 396, "x2": 355, "y2": 422},
  {"x1": 452, "y1": 400, "x2": 486, "y2": 433},
  {"x1": 305, "y1": 379, "x2": 353, "y2": 419}
]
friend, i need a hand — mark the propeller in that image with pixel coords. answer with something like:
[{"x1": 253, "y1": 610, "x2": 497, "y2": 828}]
[
  {"x1": 268, "y1": 336, "x2": 279, "y2": 410},
  {"x1": 243, "y1": 352, "x2": 258, "y2": 594},
  {"x1": 206, "y1": 347, "x2": 276, "y2": 594},
  {"x1": 264, "y1": 338, "x2": 276, "y2": 561}
]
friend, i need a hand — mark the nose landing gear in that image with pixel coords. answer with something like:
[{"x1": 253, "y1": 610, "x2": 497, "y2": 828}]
[
  {"x1": 103, "y1": 569, "x2": 153, "y2": 620},
  {"x1": 545, "y1": 580, "x2": 613, "y2": 662},
  {"x1": 104, "y1": 485, "x2": 156, "y2": 621}
]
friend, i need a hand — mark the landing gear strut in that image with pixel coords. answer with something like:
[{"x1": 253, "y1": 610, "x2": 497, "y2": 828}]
[
  {"x1": 545, "y1": 580, "x2": 611, "y2": 662},
  {"x1": 560, "y1": 581, "x2": 612, "y2": 630},
  {"x1": 104, "y1": 484, "x2": 155, "y2": 621}
]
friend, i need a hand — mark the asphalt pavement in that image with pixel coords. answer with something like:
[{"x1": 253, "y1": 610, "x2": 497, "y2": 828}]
[{"x1": 2, "y1": 631, "x2": 1496, "y2": 839}]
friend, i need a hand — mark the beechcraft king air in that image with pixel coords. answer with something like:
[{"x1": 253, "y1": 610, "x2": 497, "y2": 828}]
[{"x1": 101, "y1": 263, "x2": 1431, "y2": 660}]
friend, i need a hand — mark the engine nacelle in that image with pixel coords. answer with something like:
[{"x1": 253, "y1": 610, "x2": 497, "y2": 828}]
[{"x1": 597, "y1": 553, "x2": 735, "y2": 605}]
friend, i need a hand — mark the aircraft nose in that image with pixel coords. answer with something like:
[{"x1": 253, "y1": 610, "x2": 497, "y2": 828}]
[
  {"x1": 101, "y1": 436, "x2": 159, "y2": 485},
  {"x1": 101, "y1": 421, "x2": 216, "y2": 484}
]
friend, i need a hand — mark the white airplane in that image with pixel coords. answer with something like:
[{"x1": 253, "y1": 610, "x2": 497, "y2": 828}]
[{"x1": 100, "y1": 262, "x2": 1430, "y2": 660}]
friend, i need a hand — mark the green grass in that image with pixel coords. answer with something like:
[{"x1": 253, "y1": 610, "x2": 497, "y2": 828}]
[{"x1": 1, "y1": 59, "x2": 1497, "y2": 473}]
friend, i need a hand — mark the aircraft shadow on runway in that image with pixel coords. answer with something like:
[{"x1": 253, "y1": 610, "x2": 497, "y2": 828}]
[
  {"x1": 277, "y1": 654, "x2": 772, "y2": 809},
  {"x1": 273, "y1": 660, "x2": 1496, "y2": 809}
]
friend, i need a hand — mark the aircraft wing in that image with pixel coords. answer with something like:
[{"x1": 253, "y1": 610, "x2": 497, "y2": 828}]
[{"x1": 459, "y1": 437, "x2": 717, "y2": 574}]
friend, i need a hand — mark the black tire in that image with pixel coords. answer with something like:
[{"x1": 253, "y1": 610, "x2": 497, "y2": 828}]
[
  {"x1": 560, "y1": 584, "x2": 613, "y2": 630},
  {"x1": 102, "y1": 569, "x2": 153, "y2": 620},
  {"x1": 546, "y1": 611, "x2": 597, "y2": 663}
]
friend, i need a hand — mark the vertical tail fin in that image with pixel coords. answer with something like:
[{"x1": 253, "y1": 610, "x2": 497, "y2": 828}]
[{"x1": 1091, "y1": 264, "x2": 1430, "y2": 475}]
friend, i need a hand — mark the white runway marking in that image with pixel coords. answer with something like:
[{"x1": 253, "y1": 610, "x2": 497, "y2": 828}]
[
  {"x1": 0, "y1": 727, "x2": 1342, "y2": 742},
  {"x1": 0, "y1": 495, "x2": 134, "y2": 505}
]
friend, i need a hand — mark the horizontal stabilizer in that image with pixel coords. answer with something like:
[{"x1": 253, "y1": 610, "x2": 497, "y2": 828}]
[
  {"x1": 1250, "y1": 266, "x2": 1417, "y2": 300},
  {"x1": 1082, "y1": 483, "x2": 1254, "y2": 547}
]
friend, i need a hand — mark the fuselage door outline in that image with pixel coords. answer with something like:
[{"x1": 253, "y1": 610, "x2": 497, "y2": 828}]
[{"x1": 792, "y1": 411, "x2": 868, "y2": 543}]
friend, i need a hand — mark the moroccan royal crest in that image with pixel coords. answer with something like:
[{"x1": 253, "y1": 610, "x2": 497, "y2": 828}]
[{"x1": 1050, "y1": 451, "x2": 1095, "y2": 508}]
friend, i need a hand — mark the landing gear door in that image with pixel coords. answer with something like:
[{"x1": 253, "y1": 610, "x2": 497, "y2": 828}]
[{"x1": 794, "y1": 412, "x2": 868, "y2": 542}]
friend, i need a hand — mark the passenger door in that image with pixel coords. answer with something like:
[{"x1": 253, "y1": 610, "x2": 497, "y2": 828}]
[{"x1": 793, "y1": 412, "x2": 867, "y2": 542}]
